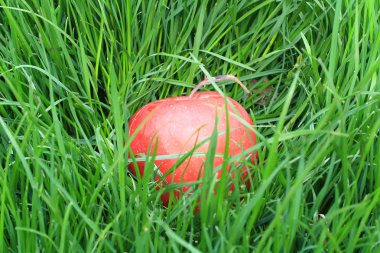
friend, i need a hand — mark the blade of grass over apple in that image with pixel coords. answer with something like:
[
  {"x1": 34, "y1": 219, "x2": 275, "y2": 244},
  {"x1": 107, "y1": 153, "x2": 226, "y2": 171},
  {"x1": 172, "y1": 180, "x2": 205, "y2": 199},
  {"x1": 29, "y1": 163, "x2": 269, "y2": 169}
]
[{"x1": 199, "y1": 115, "x2": 219, "y2": 222}]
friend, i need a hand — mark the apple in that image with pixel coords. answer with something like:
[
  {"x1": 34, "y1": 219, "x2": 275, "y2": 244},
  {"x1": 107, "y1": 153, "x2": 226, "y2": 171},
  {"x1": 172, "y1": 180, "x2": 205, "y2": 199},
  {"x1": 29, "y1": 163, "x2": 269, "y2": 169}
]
[{"x1": 128, "y1": 75, "x2": 257, "y2": 206}]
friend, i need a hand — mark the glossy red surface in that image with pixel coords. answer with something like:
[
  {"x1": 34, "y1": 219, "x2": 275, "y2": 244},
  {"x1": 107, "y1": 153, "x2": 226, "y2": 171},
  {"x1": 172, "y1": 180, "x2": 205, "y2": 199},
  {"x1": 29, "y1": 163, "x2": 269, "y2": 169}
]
[{"x1": 128, "y1": 91, "x2": 256, "y2": 205}]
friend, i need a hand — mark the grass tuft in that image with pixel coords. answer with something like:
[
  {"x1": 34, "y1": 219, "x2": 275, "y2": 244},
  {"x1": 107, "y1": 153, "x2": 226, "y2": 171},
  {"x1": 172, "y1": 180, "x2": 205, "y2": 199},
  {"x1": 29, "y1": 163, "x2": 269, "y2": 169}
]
[{"x1": 0, "y1": 0, "x2": 379, "y2": 251}]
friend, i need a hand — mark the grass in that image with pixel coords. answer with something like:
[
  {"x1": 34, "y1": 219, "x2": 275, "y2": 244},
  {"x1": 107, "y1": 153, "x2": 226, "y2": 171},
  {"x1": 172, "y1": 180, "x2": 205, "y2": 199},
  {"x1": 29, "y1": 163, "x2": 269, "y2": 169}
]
[{"x1": 0, "y1": 0, "x2": 379, "y2": 252}]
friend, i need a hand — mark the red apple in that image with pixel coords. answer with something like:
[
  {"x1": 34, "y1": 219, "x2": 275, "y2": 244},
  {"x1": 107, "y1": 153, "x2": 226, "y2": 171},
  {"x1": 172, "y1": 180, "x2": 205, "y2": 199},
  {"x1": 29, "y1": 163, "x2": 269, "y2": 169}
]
[{"x1": 128, "y1": 76, "x2": 257, "y2": 206}]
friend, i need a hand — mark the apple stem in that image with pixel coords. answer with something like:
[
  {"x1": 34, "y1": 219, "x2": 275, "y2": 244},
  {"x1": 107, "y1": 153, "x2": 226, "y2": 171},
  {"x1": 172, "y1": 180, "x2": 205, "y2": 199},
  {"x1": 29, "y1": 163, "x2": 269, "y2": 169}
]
[{"x1": 189, "y1": 75, "x2": 250, "y2": 98}]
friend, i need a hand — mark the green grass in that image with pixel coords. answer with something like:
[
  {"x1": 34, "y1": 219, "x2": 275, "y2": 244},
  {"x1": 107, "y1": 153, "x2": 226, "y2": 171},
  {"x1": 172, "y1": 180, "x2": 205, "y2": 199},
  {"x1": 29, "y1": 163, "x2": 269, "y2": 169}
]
[{"x1": 0, "y1": 0, "x2": 379, "y2": 252}]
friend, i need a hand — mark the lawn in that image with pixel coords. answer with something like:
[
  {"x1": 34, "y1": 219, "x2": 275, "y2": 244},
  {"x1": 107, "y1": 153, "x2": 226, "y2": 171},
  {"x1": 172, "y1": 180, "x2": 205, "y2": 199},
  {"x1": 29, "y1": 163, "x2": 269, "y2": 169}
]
[{"x1": 0, "y1": 0, "x2": 379, "y2": 252}]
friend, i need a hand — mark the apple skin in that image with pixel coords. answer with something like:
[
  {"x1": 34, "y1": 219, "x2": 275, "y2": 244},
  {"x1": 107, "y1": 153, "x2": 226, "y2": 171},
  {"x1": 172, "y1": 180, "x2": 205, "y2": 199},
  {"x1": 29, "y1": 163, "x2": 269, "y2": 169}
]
[{"x1": 128, "y1": 91, "x2": 256, "y2": 206}]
